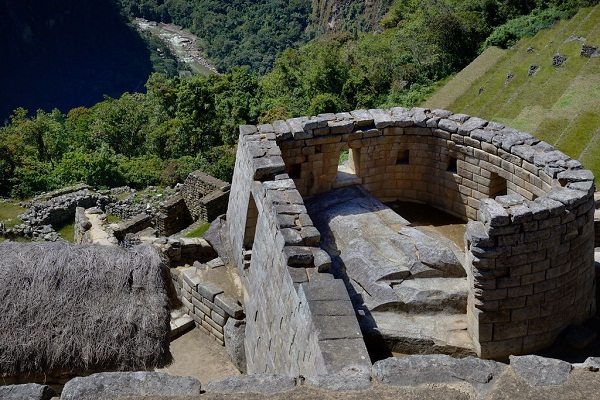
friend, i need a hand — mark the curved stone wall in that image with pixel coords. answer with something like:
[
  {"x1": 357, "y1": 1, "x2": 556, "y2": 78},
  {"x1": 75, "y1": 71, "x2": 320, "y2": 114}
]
[{"x1": 228, "y1": 107, "x2": 596, "y2": 362}]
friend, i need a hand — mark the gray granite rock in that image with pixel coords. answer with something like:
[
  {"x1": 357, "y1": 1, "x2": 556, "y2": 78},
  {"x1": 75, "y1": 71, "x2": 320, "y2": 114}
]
[
  {"x1": 304, "y1": 366, "x2": 372, "y2": 391},
  {"x1": 224, "y1": 318, "x2": 247, "y2": 373},
  {"x1": 509, "y1": 355, "x2": 572, "y2": 386},
  {"x1": 205, "y1": 374, "x2": 296, "y2": 394},
  {"x1": 575, "y1": 357, "x2": 600, "y2": 371},
  {"x1": 373, "y1": 355, "x2": 505, "y2": 391},
  {"x1": 0, "y1": 384, "x2": 56, "y2": 400},
  {"x1": 61, "y1": 372, "x2": 201, "y2": 400}
]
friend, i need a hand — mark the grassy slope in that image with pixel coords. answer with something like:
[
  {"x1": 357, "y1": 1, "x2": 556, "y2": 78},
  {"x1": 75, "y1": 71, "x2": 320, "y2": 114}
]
[
  {"x1": 0, "y1": 202, "x2": 25, "y2": 229},
  {"x1": 425, "y1": 5, "x2": 600, "y2": 184}
]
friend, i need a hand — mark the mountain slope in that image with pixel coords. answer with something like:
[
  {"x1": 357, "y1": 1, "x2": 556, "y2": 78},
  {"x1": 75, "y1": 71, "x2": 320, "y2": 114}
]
[
  {"x1": 425, "y1": 5, "x2": 600, "y2": 182},
  {"x1": 0, "y1": 0, "x2": 152, "y2": 121}
]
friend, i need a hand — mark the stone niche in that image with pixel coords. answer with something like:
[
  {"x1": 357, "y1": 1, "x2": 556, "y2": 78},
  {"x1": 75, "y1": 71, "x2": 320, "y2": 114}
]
[{"x1": 229, "y1": 107, "x2": 596, "y2": 361}]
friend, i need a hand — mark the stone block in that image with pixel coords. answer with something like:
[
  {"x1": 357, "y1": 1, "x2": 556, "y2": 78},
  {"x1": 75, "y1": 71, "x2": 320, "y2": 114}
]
[
  {"x1": 368, "y1": 109, "x2": 393, "y2": 128},
  {"x1": 214, "y1": 294, "x2": 244, "y2": 319},
  {"x1": 479, "y1": 337, "x2": 523, "y2": 359},
  {"x1": 182, "y1": 269, "x2": 202, "y2": 290},
  {"x1": 509, "y1": 355, "x2": 572, "y2": 387},
  {"x1": 313, "y1": 315, "x2": 363, "y2": 340},
  {"x1": 350, "y1": 109, "x2": 374, "y2": 127},
  {"x1": 0, "y1": 384, "x2": 55, "y2": 400},
  {"x1": 211, "y1": 310, "x2": 227, "y2": 326},
  {"x1": 373, "y1": 355, "x2": 505, "y2": 390},
  {"x1": 288, "y1": 266, "x2": 308, "y2": 284},
  {"x1": 318, "y1": 338, "x2": 371, "y2": 374},
  {"x1": 479, "y1": 199, "x2": 510, "y2": 227},
  {"x1": 493, "y1": 321, "x2": 528, "y2": 340},
  {"x1": 197, "y1": 282, "x2": 224, "y2": 302},
  {"x1": 181, "y1": 297, "x2": 193, "y2": 313},
  {"x1": 548, "y1": 187, "x2": 588, "y2": 208},
  {"x1": 466, "y1": 221, "x2": 495, "y2": 247},
  {"x1": 273, "y1": 120, "x2": 292, "y2": 140},
  {"x1": 204, "y1": 375, "x2": 296, "y2": 394},
  {"x1": 311, "y1": 248, "x2": 332, "y2": 272},
  {"x1": 61, "y1": 372, "x2": 201, "y2": 400},
  {"x1": 283, "y1": 246, "x2": 314, "y2": 266},
  {"x1": 307, "y1": 300, "x2": 356, "y2": 316},
  {"x1": 205, "y1": 315, "x2": 225, "y2": 334},
  {"x1": 281, "y1": 228, "x2": 303, "y2": 245},
  {"x1": 301, "y1": 279, "x2": 351, "y2": 301}
]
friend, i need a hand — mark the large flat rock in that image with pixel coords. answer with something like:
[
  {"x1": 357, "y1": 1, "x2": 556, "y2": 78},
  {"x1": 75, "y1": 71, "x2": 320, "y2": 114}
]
[
  {"x1": 61, "y1": 372, "x2": 201, "y2": 400},
  {"x1": 363, "y1": 312, "x2": 476, "y2": 356},
  {"x1": 305, "y1": 185, "x2": 467, "y2": 311}
]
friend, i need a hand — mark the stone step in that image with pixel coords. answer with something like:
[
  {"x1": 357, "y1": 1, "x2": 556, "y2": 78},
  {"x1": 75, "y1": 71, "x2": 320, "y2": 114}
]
[
  {"x1": 390, "y1": 277, "x2": 468, "y2": 314},
  {"x1": 170, "y1": 309, "x2": 194, "y2": 339},
  {"x1": 363, "y1": 311, "x2": 476, "y2": 357}
]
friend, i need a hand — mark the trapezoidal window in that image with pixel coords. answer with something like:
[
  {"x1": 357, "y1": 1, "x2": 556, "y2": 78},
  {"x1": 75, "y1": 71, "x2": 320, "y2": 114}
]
[
  {"x1": 287, "y1": 163, "x2": 302, "y2": 180},
  {"x1": 396, "y1": 149, "x2": 410, "y2": 165},
  {"x1": 336, "y1": 148, "x2": 361, "y2": 187},
  {"x1": 243, "y1": 195, "x2": 259, "y2": 263},
  {"x1": 447, "y1": 157, "x2": 458, "y2": 173},
  {"x1": 489, "y1": 172, "x2": 507, "y2": 198}
]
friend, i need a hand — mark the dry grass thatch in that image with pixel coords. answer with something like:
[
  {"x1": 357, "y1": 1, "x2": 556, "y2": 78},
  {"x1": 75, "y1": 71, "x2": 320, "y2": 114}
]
[{"x1": 0, "y1": 242, "x2": 172, "y2": 377}]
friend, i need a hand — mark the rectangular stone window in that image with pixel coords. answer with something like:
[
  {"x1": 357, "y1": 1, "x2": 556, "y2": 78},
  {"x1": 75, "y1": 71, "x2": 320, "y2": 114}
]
[
  {"x1": 287, "y1": 163, "x2": 302, "y2": 180},
  {"x1": 396, "y1": 149, "x2": 410, "y2": 165},
  {"x1": 489, "y1": 172, "x2": 507, "y2": 198}
]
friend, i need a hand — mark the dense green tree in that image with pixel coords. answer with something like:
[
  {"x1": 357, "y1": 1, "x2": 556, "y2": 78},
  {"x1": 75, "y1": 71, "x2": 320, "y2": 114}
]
[{"x1": 90, "y1": 93, "x2": 152, "y2": 158}]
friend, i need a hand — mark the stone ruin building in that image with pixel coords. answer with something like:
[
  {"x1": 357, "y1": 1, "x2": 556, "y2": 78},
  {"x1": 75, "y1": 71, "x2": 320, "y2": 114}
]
[
  {"x1": 3, "y1": 107, "x2": 600, "y2": 398},
  {"x1": 224, "y1": 106, "x2": 596, "y2": 375}
]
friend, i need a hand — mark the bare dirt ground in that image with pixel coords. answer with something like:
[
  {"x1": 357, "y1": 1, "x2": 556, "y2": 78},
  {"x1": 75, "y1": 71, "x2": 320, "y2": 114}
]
[{"x1": 157, "y1": 329, "x2": 240, "y2": 384}]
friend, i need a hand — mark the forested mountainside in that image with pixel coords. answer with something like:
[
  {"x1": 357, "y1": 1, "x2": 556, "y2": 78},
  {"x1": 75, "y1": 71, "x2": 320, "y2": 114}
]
[
  {"x1": 309, "y1": 0, "x2": 395, "y2": 34},
  {"x1": 0, "y1": 0, "x2": 152, "y2": 121},
  {"x1": 115, "y1": 0, "x2": 314, "y2": 74},
  {"x1": 0, "y1": 0, "x2": 596, "y2": 200},
  {"x1": 114, "y1": 0, "x2": 399, "y2": 74}
]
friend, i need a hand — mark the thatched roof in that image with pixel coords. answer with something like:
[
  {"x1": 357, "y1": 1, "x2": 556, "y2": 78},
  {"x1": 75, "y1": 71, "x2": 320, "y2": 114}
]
[{"x1": 0, "y1": 242, "x2": 172, "y2": 377}]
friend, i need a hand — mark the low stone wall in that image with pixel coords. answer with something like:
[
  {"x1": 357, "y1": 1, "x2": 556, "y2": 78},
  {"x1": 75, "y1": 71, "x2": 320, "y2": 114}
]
[
  {"x1": 170, "y1": 268, "x2": 244, "y2": 346},
  {"x1": 181, "y1": 170, "x2": 230, "y2": 223},
  {"x1": 112, "y1": 214, "x2": 152, "y2": 241},
  {"x1": 5, "y1": 354, "x2": 600, "y2": 399},
  {"x1": 153, "y1": 195, "x2": 192, "y2": 236},
  {"x1": 19, "y1": 188, "x2": 110, "y2": 229},
  {"x1": 154, "y1": 237, "x2": 218, "y2": 266},
  {"x1": 200, "y1": 189, "x2": 230, "y2": 222}
]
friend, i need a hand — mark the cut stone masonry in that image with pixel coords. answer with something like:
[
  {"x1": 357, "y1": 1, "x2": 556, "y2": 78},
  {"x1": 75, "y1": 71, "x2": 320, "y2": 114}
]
[{"x1": 226, "y1": 107, "x2": 596, "y2": 365}]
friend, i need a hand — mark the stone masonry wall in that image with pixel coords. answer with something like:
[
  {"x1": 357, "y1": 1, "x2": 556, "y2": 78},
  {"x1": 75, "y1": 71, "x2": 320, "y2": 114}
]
[
  {"x1": 155, "y1": 195, "x2": 193, "y2": 237},
  {"x1": 181, "y1": 170, "x2": 230, "y2": 222},
  {"x1": 226, "y1": 126, "x2": 371, "y2": 376},
  {"x1": 233, "y1": 107, "x2": 596, "y2": 360},
  {"x1": 170, "y1": 268, "x2": 244, "y2": 345}
]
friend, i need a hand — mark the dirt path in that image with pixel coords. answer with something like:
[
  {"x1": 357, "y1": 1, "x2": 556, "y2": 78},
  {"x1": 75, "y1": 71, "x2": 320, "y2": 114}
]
[{"x1": 157, "y1": 328, "x2": 240, "y2": 384}]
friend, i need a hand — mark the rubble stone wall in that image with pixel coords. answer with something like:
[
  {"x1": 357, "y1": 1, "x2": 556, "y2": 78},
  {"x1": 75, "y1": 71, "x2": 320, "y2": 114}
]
[
  {"x1": 228, "y1": 107, "x2": 596, "y2": 361},
  {"x1": 226, "y1": 127, "x2": 371, "y2": 376},
  {"x1": 181, "y1": 171, "x2": 230, "y2": 222},
  {"x1": 155, "y1": 195, "x2": 193, "y2": 237}
]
